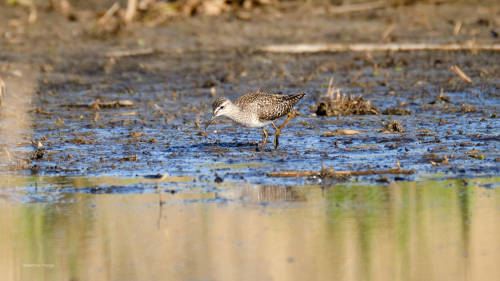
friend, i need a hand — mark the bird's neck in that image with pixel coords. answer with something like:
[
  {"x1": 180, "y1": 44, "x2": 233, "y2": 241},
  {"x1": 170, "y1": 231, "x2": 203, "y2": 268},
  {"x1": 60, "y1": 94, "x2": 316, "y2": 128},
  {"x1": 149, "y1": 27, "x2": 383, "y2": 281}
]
[{"x1": 224, "y1": 103, "x2": 248, "y2": 124}]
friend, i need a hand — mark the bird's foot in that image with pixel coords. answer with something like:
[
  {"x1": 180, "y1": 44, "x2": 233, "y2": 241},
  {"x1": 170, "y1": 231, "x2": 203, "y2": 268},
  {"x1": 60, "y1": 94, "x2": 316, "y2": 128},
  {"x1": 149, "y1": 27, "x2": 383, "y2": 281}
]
[
  {"x1": 261, "y1": 128, "x2": 269, "y2": 152},
  {"x1": 274, "y1": 112, "x2": 295, "y2": 150}
]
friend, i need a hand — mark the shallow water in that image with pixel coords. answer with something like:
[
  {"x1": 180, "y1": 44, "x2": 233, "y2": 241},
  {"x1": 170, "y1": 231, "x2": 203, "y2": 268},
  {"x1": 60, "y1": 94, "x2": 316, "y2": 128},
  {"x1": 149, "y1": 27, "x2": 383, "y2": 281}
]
[
  {"x1": 1, "y1": 39, "x2": 499, "y2": 281},
  {"x1": 1, "y1": 176, "x2": 499, "y2": 281}
]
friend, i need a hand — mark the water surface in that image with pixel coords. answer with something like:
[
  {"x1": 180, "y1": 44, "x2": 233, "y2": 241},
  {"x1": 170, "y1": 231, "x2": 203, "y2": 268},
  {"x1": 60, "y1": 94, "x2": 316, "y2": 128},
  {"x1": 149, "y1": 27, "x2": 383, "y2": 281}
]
[{"x1": 1, "y1": 176, "x2": 499, "y2": 281}]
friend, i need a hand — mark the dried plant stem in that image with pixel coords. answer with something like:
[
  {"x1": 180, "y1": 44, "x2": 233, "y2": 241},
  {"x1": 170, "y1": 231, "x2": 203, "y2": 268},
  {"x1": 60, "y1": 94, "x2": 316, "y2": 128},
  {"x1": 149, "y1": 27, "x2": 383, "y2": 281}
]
[
  {"x1": 450, "y1": 65, "x2": 472, "y2": 83},
  {"x1": 268, "y1": 166, "x2": 413, "y2": 178},
  {"x1": 269, "y1": 171, "x2": 319, "y2": 177},
  {"x1": 0, "y1": 76, "x2": 5, "y2": 106},
  {"x1": 381, "y1": 25, "x2": 395, "y2": 41},
  {"x1": 106, "y1": 48, "x2": 155, "y2": 58},
  {"x1": 259, "y1": 43, "x2": 500, "y2": 53},
  {"x1": 97, "y1": 2, "x2": 120, "y2": 25},
  {"x1": 125, "y1": 0, "x2": 138, "y2": 24},
  {"x1": 328, "y1": 1, "x2": 386, "y2": 14}
]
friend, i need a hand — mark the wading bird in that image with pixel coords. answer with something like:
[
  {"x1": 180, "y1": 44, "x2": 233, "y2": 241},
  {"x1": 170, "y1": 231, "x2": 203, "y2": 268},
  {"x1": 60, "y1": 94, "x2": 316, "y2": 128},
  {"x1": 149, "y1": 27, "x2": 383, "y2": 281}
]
[{"x1": 206, "y1": 89, "x2": 305, "y2": 151}]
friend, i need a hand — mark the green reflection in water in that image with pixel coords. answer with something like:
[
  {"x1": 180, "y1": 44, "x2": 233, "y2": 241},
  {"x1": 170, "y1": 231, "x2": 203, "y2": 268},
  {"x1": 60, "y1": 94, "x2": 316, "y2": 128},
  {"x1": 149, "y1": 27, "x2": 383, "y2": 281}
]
[{"x1": 0, "y1": 177, "x2": 499, "y2": 281}]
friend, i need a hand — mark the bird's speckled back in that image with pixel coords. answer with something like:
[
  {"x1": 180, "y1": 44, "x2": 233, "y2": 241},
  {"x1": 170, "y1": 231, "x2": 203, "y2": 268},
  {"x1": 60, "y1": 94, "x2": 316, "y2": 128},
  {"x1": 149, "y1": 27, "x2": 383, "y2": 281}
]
[{"x1": 235, "y1": 90, "x2": 305, "y2": 121}]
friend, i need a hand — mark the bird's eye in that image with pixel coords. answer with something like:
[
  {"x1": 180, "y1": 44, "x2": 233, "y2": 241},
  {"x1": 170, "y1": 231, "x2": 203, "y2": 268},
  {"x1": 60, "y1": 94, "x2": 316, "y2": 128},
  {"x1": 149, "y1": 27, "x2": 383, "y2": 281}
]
[{"x1": 220, "y1": 106, "x2": 225, "y2": 109}]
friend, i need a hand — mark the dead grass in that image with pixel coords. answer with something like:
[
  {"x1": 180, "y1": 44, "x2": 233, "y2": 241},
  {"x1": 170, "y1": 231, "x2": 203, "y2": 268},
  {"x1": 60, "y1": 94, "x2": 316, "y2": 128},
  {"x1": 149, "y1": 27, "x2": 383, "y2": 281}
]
[{"x1": 315, "y1": 78, "x2": 379, "y2": 117}]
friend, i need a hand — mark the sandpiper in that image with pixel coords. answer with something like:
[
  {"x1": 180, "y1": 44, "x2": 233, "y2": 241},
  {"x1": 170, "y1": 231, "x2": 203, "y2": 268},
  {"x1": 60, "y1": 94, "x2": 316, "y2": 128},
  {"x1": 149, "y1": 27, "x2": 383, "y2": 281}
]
[{"x1": 206, "y1": 89, "x2": 305, "y2": 151}]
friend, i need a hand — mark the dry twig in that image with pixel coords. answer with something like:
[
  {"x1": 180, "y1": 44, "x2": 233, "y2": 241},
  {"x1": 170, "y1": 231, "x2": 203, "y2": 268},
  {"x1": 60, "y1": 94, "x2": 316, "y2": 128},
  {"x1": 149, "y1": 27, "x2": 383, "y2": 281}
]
[
  {"x1": 321, "y1": 129, "x2": 360, "y2": 136},
  {"x1": 327, "y1": 1, "x2": 386, "y2": 14},
  {"x1": 97, "y1": 2, "x2": 120, "y2": 25},
  {"x1": 381, "y1": 24, "x2": 395, "y2": 41},
  {"x1": 453, "y1": 21, "x2": 462, "y2": 36},
  {"x1": 259, "y1": 43, "x2": 500, "y2": 53},
  {"x1": 450, "y1": 65, "x2": 472, "y2": 83},
  {"x1": 106, "y1": 48, "x2": 155, "y2": 58},
  {"x1": 0, "y1": 76, "x2": 5, "y2": 106},
  {"x1": 62, "y1": 100, "x2": 134, "y2": 108},
  {"x1": 125, "y1": 0, "x2": 138, "y2": 24},
  {"x1": 268, "y1": 165, "x2": 413, "y2": 178}
]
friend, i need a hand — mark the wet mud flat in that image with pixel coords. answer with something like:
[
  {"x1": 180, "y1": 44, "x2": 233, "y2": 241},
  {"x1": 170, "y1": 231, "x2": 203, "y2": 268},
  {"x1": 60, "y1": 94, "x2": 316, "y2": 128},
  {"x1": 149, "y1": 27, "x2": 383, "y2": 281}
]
[
  {"x1": 0, "y1": 2, "x2": 499, "y2": 187},
  {"x1": 1, "y1": 50, "x2": 497, "y2": 186}
]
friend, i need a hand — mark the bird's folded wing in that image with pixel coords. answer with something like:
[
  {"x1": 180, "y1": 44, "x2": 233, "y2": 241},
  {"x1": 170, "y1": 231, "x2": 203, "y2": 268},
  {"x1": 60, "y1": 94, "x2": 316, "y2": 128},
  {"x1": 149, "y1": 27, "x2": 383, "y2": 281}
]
[
  {"x1": 236, "y1": 91, "x2": 303, "y2": 121},
  {"x1": 256, "y1": 95, "x2": 295, "y2": 121}
]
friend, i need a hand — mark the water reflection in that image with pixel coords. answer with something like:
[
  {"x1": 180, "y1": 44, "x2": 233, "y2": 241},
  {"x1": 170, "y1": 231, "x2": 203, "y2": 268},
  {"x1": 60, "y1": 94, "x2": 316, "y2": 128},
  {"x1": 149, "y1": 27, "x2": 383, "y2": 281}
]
[
  {"x1": 0, "y1": 64, "x2": 36, "y2": 172},
  {"x1": 0, "y1": 178, "x2": 499, "y2": 281}
]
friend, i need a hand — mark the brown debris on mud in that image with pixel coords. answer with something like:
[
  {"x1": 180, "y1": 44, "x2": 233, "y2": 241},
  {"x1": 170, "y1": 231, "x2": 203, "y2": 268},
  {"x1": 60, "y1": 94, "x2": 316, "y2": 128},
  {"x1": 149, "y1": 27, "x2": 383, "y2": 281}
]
[
  {"x1": 61, "y1": 99, "x2": 134, "y2": 109},
  {"x1": 424, "y1": 153, "x2": 449, "y2": 166},
  {"x1": 382, "y1": 107, "x2": 412, "y2": 115},
  {"x1": 321, "y1": 129, "x2": 361, "y2": 137},
  {"x1": 381, "y1": 120, "x2": 405, "y2": 134},
  {"x1": 268, "y1": 161, "x2": 414, "y2": 179},
  {"x1": 315, "y1": 79, "x2": 379, "y2": 117}
]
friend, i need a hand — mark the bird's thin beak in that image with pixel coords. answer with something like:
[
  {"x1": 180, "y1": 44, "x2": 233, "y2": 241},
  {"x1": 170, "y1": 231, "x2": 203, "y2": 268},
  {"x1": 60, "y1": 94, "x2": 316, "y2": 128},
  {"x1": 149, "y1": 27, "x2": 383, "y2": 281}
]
[{"x1": 205, "y1": 115, "x2": 216, "y2": 130}]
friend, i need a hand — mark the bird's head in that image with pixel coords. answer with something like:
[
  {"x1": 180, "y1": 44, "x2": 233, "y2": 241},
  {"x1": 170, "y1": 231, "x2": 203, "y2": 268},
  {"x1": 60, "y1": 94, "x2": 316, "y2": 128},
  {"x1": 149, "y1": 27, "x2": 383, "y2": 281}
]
[
  {"x1": 212, "y1": 97, "x2": 231, "y2": 118},
  {"x1": 206, "y1": 97, "x2": 231, "y2": 129}
]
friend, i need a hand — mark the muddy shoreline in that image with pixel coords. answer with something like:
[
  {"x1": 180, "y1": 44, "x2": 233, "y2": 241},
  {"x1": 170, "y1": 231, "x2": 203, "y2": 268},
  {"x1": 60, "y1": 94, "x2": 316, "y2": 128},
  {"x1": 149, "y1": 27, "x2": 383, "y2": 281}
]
[{"x1": 0, "y1": 2, "x2": 498, "y2": 185}]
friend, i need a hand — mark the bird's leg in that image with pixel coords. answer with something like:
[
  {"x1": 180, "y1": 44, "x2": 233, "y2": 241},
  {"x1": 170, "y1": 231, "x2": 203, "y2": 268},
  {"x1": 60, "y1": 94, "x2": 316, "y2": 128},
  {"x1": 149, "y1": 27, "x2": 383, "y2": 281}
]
[
  {"x1": 274, "y1": 112, "x2": 295, "y2": 150},
  {"x1": 261, "y1": 128, "x2": 269, "y2": 151}
]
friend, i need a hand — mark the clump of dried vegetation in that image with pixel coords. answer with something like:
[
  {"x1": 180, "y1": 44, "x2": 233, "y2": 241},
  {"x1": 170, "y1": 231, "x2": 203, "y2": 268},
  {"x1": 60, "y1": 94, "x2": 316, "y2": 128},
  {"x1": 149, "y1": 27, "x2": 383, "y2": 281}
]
[
  {"x1": 6, "y1": 0, "x2": 443, "y2": 37},
  {"x1": 91, "y1": 0, "x2": 278, "y2": 36},
  {"x1": 380, "y1": 120, "x2": 405, "y2": 133},
  {"x1": 6, "y1": 0, "x2": 279, "y2": 37},
  {"x1": 315, "y1": 78, "x2": 379, "y2": 117}
]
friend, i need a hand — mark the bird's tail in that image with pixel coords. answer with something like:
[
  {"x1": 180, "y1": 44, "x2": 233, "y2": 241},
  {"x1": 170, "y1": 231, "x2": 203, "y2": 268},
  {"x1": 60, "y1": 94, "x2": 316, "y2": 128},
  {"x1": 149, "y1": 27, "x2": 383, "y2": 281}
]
[{"x1": 289, "y1": 92, "x2": 306, "y2": 104}]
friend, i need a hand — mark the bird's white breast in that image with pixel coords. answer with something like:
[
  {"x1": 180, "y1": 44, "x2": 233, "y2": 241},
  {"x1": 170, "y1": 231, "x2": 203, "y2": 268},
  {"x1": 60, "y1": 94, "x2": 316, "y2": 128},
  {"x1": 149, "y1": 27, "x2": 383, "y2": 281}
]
[{"x1": 229, "y1": 114, "x2": 271, "y2": 128}]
